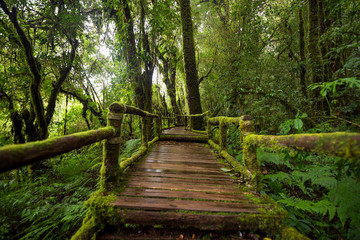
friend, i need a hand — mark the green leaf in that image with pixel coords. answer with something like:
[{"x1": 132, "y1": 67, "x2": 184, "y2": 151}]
[
  {"x1": 294, "y1": 119, "x2": 303, "y2": 130},
  {"x1": 220, "y1": 168, "x2": 231, "y2": 172}
]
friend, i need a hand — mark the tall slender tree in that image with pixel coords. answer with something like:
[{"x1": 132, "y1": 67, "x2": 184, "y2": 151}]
[{"x1": 179, "y1": 0, "x2": 203, "y2": 129}]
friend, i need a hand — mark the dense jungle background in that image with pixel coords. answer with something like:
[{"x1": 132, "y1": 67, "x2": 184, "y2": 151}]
[{"x1": 0, "y1": 0, "x2": 359, "y2": 239}]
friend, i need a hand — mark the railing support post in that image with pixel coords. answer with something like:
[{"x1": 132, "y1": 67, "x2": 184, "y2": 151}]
[
  {"x1": 190, "y1": 116, "x2": 194, "y2": 131},
  {"x1": 219, "y1": 119, "x2": 228, "y2": 151},
  {"x1": 240, "y1": 116, "x2": 260, "y2": 190},
  {"x1": 239, "y1": 116, "x2": 253, "y2": 145},
  {"x1": 101, "y1": 104, "x2": 123, "y2": 191},
  {"x1": 141, "y1": 117, "x2": 149, "y2": 149},
  {"x1": 156, "y1": 115, "x2": 162, "y2": 138},
  {"x1": 206, "y1": 113, "x2": 211, "y2": 139}
]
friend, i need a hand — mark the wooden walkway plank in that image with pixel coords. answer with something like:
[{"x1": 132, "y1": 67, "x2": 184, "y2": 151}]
[
  {"x1": 130, "y1": 171, "x2": 231, "y2": 180},
  {"x1": 118, "y1": 188, "x2": 249, "y2": 202},
  {"x1": 111, "y1": 197, "x2": 262, "y2": 213},
  {"x1": 128, "y1": 176, "x2": 233, "y2": 185},
  {"x1": 128, "y1": 181, "x2": 238, "y2": 193},
  {"x1": 104, "y1": 127, "x2": 284, "y2": 232}
]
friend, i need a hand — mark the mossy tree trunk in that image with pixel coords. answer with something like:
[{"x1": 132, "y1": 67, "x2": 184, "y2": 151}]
[
  {"x1": 120, "y1": 0, "x2": 143, "y2": 109},
  {"x1": 298, "y1": 6, "x2": 307, "y2": 98},
  {"x1": 157, "y1": 44, "x2": 180, "y2": 115},
  {"x1": 308, "y1": 0, "x2": 325, "y2": 112},
  {"x1": 179, "y1": 0, "x2": 203, "y2": 130}
]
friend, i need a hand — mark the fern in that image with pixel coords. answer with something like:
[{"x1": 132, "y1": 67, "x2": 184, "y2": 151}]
[{"x1": 278, "y1": 194, "x2": 336, "y2": 220}]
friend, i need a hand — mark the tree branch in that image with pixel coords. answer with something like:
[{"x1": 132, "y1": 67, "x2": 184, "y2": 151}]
[
  {"x1": 199, "y1": 50, "x2": 217, "y2": 84},
  {"x1": 234, "y1": 86, "x2": 299, "y2": 115},
  {"x1": 60, "y1": 87, "x2": 105, "y2": 126},
  {"x1": 45, "y1": 40, "x2": 79, "y2": 125},
  {"x1": 0, "y1": 1, "x2": 47, "y2": 139}
]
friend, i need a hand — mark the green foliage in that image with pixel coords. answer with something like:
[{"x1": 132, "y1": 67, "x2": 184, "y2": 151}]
[
  {"x1": 119, "y1": 138, "x2": 142, "y2": 161},
  {"x1": 279, "y1": 112, "x2": 308, "y2": 135},
  {"x1": 259, "y1": 149, "x2": 360, "y2": 240},
  {"x1": 0, "y1": 145, "x2": 102, "y2": 240}
]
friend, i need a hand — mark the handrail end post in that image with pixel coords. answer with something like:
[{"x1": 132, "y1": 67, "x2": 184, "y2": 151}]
[
  {"x1": 242, "y1": 136, "x2": 261, "y2": 191},
  {"x1": 101, "y1": 108, "x2": 123, "y2": 191}
]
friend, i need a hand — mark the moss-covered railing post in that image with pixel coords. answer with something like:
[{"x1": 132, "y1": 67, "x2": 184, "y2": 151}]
[
  {"x1": 240, "y1": 116, "x2": 260, "y2": 190},
  {"x1": 239, "y1": 115, "x2": 253, "y2": 145},
  {"x1": 219, "y1": 119, "x2": 228, "y2": 151},
  {"x1": 141, "y1": 117, "x2": 149, "y2": 149},
  {"x1": 190, "y1": 116, "x2": 194, "y2": 131},
  {"x1": 206, "y1": 113, "x2": 211, "y2": 139},
  {"x1": 100, "y1": 103, "x2": 123, "y2": 191},
  {"x1": 156, "y1": 115, "x2": 162, "y2": 138}
]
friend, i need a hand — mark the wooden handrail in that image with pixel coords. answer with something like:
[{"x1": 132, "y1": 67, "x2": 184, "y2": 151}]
[
  {"x1": 0, "y1": 127, "x2": 115, "y2": 173},
  {"x1": 110, "y1": 102, "x2": 158, "y2": 118},
  {"x1": 208, "y1": 115, "x2": 252, "y2": 125},
  {"x1": 0, "y1": 102, "x2": 161, "y2": 192},
  {"x1": 205, "y1": 114, "x2": 360, "y2": 191},
  {"x1": 246, "y1": 132, "x2": 360, "y2": 158},
  {"x1": 176, "y1": 111, "x2": 209, "y2": 118}
]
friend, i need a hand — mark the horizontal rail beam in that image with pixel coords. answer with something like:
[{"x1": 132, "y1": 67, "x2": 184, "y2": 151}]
[
  {"x1": 110, "y1": 102, "x2": 158, "y2": 118},
  {"x1": 246, "y1": 132, "x2": 360, "y2": 159},
  {"x1": 0, "y1": 127, "x2": 115, "y2": 173},
  {"x1": 208, "y1": 116, "x2": 252, "y2": 125},
  {"x1": 177, "y1": 111, "x2": 210, "y2": 118}
]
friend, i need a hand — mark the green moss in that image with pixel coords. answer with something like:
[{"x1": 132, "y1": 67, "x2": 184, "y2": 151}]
[
  {"x1": 0, "y1": 127, "x2": 115, "y2": 172},
  {"x1": 245, "y1": 132, "x2": 360, "y2": 162},
  {"x1": 120, "y1": 146, "x2": 147, "y2": 169},
  {"x1": 219, "y1": 119, "x2": 228, "y2": 151},
  {"x1": 71, "y1": 191, "x2": 120, "y2": 240},
  {"x1": 159, "y1": 134, "x2": 208, "y2": 142},
  {"x1": 208, "y1": 140, "x2": 253, "y2": 189},
  {"x1": 281, "y1": 227, "x2": 310, "y2": 240},
  {"x1": 71, "y1": 212, "x2": 98, "y2": 240}
]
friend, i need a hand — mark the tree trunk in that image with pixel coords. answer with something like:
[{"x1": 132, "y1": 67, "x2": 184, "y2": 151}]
[
  {"x1": 318, "y1": 0, "x2": 330, "y2": 81},
  {"x1": 298, "y1": 6, "x2": 307, "y2": 98},
  {"x1": 179, "y1": 0, "x2": 203, "y2": 129},
  {"x1": 121, "y1": 0, "x2": 143, "y2": 109},
  {"x1": 308, "y1": 0, "x2": 325, "y2": 112},
  {"x1": 308, "y1": 0, "x2": 324, "y2": 84}
]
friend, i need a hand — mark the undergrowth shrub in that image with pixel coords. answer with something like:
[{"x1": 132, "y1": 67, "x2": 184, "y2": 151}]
[
  {"x1": 258, "y1": 149, "x2": 360, "y2": 240},
  {"x1": 0, "y1": 144, "x2": 102, "y2": 240}
]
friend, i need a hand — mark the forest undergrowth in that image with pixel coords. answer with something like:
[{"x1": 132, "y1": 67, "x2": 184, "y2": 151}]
[
  {"x1": 0, "y1": 138, "x2": 142, "y2": 240},
  {"x1": 224, "y1": 122, "x2": 360, "y2": 240}
]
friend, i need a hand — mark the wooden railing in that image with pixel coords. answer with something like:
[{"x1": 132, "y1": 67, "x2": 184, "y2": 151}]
[
  {"x1": 178, "y1": 111, "x2": 209, "y2": 131},
  {"x1": 161, "y1": 116, "x2": 176, "y2": 129},
  {"x1": 185, "y1": 112, "x2": 360, "y2": 191},
  {"x1": 206, "y1": 115, "x2": 256, "y2": 188},
  {"x1": 0, "y1": 102, "x2": 161, "y2": 191},
  {"x1": 2, "y1": 105, "x2": 359, "y2": 193}
]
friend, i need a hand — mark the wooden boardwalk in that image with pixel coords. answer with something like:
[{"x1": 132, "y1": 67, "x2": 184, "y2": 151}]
[{"x1": 105, "y1": 127, "x2": 283, "y2": 232}]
